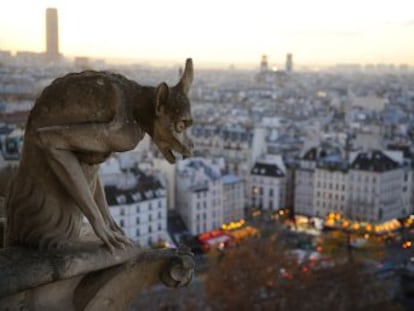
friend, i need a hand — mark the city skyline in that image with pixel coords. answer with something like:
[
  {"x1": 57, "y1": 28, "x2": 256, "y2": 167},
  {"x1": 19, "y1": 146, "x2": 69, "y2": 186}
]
[{"x1": 1, "y1": 0, "x2": 414, "y2": 68}]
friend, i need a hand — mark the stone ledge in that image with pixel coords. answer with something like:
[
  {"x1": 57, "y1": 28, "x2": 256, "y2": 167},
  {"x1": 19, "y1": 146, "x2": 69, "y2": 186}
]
[
  {"x1": 0, "y1": 243, "x2": 193, "y2": 299},
  {"x1": 0, "y1": 242, "x2": 140, "y2": 298},
  {"x1": 0, "y1": 244, "x2": 194, "y2": 310}
]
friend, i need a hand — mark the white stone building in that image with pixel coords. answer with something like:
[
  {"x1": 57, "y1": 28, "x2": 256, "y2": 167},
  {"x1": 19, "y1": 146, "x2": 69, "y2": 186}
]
[
  {"x1": 175, "y1": 157, "x2": 223, "y2": 235},
  {"x1": 313, "y1": 156, "x2": 348, "y2": 218},
  {"x1": 347, "y1": 150, "x2": 404, "y2": 222},
  {"x1": 294, "y1": 146, "x2": 411, "y2": 224},
  {"x1": 190, "y1": 123, "x2": 253, "y2": 178},
  {"x1": 100, "y1": 156, "x2": 170, "y2": 248},
  {"x1": 249, "y1": 155, "x2": 287, "y2": 213},
  {"x1": 222, "y1": 174, "x2": 245, "y2": 223},
  {"x1": 105, "y1": 182, "x2": 169, "y2": 247},
  {"x1": 294, "y1": 148, "x2": 318, "y2": 216}
]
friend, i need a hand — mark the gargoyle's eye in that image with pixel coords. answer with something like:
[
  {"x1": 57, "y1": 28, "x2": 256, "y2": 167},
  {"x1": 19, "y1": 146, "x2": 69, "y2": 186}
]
[{"x1": 175, "y1": 121, "x2": 186, "y2": 133}]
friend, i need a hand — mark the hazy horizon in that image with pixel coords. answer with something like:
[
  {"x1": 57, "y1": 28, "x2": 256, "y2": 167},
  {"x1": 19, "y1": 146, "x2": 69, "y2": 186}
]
[{"x1": 1, "y1": 0, "x2": 414, "y2": 68}]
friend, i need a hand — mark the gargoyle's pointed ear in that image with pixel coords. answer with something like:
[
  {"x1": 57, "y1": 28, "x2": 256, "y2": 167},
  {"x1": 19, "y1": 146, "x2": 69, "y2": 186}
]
[
  {"x1": 155, "y1": 82, "x2": 169, "y2": 116},
  {"x1": 175, "y1": 58, "x2": 193, "y2": 94}
]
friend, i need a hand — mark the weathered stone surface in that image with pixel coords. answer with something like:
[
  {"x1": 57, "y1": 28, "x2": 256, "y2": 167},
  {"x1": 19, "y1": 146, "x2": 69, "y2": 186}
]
[
  {"x1": 0, "y1": 243, "x2": 139, "y2": 297},
  {"x1": 0, "y1": 245, "x2": 194, "y2": 311},
  {"x1": 5, "y1": 59, "x2": 194, "y2": 252},
  {"x1": 0, "y1": 59, "x2": 196, "y2": 310}
]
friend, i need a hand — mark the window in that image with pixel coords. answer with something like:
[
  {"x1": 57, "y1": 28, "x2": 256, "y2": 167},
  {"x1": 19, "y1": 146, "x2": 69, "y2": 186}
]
[
  {"x1": 149, "y1": 214, "x2": 152, "y2": 222},
  {"x1": 120, "y1": 208, "x2": 125, "y2": 216},
  {"x1": 148, "y1": 225, "x2": 152, "y2": 233},
  {"x1": 136, "y1": 217, "x2": 140, "y2": 225},
  {"x1": 158, "y1": 211, "x2": 162, "y2": 219},
  {"x1": 269, "y1": 188, "x2": 274, "y2": 197},
  {"x1": 120, "y1": 219, "x2": 124, "y2": 227},
  {"x1": 252, "y1": 186, "x2": 259, "y2": 195},
  {"x1": 149, "y1": 203, "x2": 152, "y2": 211},
  {"x1": 158, "y1": 223, "x2": 162, "y2": 231},
  {"x1": 136, "y1": 228, "x2": 140, "y2": 237},
  {"x1": 158, "y1": 201, "x2": 163, "y2": 208}
]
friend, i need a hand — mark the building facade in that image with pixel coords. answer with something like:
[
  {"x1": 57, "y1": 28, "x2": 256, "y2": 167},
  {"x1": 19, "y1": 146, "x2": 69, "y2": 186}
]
[
  {"x1": 222, "y1": 174, "x2": 245, "y2": 223},
  {"x1": 249, "y1": 155, "x2": 287, "y2": 213},
  {"x1": 105, "y1": 175, "x2": 169, "y2": 248},
  {"x1": 294, "y1": 148, "x2": 318, "y2": 216},
  {"x1": 175, "y1": 158, "x2": 223, "y2": 235},
  {"x1": 100, "y1": 156, "x2": 171, "y2": 248},
  {"x1": 347, "y1": 150, "x2": 404, "y2": 222},
  {"x1": 294, "y1": 147, "x2": 411, "y2": 224}
]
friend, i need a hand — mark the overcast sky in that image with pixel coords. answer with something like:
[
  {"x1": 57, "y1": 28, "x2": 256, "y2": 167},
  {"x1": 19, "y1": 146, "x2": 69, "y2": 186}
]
[{"x1": 1, "y1": 0, "x2": 414, "y2": 67}]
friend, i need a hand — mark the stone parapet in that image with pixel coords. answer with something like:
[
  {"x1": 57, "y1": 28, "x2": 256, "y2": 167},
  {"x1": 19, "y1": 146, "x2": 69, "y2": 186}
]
[{"x1": 0, "y1": 244, "x2": 194, "y2": 311}]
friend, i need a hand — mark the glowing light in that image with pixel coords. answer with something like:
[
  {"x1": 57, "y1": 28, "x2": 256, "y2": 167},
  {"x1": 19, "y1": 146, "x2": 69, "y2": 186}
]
[{"x1": 352, "y1": 223, "x2": 360, "y2": 230}]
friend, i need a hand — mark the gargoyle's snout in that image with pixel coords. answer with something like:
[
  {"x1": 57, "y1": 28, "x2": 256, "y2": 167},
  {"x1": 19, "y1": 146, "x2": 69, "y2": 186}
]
[
  {"x1": 176, "y1": 132, "x2": 194, "y2": 157},
  {"x1": 156, "y1": 130, "x2": 194, "y2": 164}
]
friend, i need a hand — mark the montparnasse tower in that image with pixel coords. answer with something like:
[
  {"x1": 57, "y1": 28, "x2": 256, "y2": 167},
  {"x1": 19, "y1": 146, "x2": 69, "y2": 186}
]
[{"x1": 45, "y1": 8, "x2": 60, "y2": 62}]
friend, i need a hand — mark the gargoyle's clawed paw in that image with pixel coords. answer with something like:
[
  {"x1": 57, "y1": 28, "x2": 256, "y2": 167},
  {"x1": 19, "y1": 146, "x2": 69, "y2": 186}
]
[
  {"x1": 94, "y1": 224, "x2": 133, "y2": 253},
  {"x1": 108, "y1": 219, "x2": 126, "y2": 236}
]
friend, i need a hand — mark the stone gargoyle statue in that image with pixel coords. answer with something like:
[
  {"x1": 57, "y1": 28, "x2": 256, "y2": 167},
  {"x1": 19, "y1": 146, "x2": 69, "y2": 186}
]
[
  {"x1": 0, "y1": 59, "x2": 195, "y2": 311},
  {"x1": 5, "y1": 58, "x2": 194, "y2": 252}
]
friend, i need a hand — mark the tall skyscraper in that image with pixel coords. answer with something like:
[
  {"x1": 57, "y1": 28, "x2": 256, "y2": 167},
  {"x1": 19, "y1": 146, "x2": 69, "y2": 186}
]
[
  {"x1": 285, "y1": 53, "x2": 293, "y2": 73},
  {"x1": 45, "y1": 8, "x2": 60, "y2": 62}
]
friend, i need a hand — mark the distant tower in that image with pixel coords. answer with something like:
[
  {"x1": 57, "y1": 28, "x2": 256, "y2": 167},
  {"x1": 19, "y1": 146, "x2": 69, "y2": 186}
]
[
  {"x1": 260, "y1": 54, "x2": 268, "y2": 72},
  {"x1": 45, "y1": 8, "x2": 60, "y2": 62},
  {"x1": 285, "y1": 53, "x2": 293, "y2": 73}
]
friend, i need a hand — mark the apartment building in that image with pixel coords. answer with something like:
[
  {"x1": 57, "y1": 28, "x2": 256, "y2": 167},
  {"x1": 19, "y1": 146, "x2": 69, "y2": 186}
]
[
  {"x1": 222, "y1": 174, "x2": 245, "y2": 223},
  {"x1": 249, "y1": 155, "x2": 287, "y2": 213},
  {"x1": 294, "y1": 147, "x2": 411, "y2": 224},
  {"x1": 175, "y1": 158, "x2": 223, "y2": 235}
]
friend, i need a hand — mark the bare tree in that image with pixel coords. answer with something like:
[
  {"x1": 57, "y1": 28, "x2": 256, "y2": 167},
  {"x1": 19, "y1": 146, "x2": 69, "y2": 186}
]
[{"x1": 204, "y1": 238, "x2": 402, "y2": 311}]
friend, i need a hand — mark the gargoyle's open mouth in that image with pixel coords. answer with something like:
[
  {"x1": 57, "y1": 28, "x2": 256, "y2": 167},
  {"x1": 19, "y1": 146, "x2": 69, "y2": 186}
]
[
  {"x1": 161, "y1": 147, "x2": 192, "y2": 164},
  {"x1": 154, "y1": 127, "x2": 193, "y2": 164}
]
